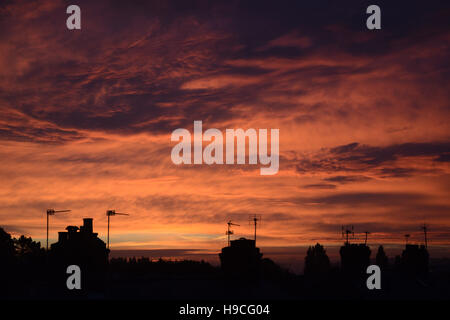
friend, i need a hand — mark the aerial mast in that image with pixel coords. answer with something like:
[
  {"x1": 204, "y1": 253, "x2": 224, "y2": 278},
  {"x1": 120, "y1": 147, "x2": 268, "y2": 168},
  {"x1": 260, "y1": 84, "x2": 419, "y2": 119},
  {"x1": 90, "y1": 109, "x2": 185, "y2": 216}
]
[
  {"x1": 421, "y1": 224, "x2": 429, "y2": 248},
  {"x1": 341, "y1": 225, "x2": 354, "y2": 245},
  {"x1": 226, "y1": 220, "x2": 240, "y2": 246},
  {"x1": 46, "y1": 209, "x2": 71, "y2": 251},
  {"x1": 363, "y1": 231, "x2": 371, "y2": 245},
  {"x1": 404, "y1": 234, "x2": 410, "y2": 245},
  {"x1": 249, "y1": 215, "x2": 262, "y2": 245},
  {"x1": 106, "y1": 210, "x2": 129, "y2": 250}
]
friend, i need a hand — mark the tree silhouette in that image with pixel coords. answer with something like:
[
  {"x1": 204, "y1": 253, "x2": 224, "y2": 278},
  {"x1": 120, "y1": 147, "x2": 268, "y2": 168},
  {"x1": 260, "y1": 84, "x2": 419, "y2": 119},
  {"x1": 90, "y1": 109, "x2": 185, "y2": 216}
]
[
  {"x1": 375, "y1": 245, "x2": 389, "y2": 269},
  {"x1": 14, "y1": 235, "x2": 45, "y2": 270},
  {"x1": 0, "y1": 227, "x2": 15, "y2": 257},
  {"x1": 304, "y1": 243, "x2": 331, "y2": 276},
  {"x1": 0, "y1": 227, "x2": 16, "y2": 297},
  {"x1": 15, "y1": 235, "x2": 43, "y2": 256}
]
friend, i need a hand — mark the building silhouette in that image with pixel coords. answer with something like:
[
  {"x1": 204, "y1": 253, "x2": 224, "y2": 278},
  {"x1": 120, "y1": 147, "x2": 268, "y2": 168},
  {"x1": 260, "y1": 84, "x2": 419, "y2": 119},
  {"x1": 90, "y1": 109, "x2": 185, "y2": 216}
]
[
  {"x1": 400, "y1": 244, "x2": 429, "y2": 276},
  {"x1": 339, "y1": 243, "x2": 371, "y2": 276},
  {"x1": 50, "y1": 218, "x2": 108, "y2": 293},
  {"x1": 219, "y1": 237, "x2": 262, "y2": 280}
]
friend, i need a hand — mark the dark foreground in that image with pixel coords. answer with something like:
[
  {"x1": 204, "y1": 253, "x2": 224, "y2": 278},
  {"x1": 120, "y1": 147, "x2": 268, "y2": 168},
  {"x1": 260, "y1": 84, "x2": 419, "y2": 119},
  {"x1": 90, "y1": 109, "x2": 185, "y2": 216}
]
[{"x1": 2, "y1": 257, "x2": 450, "y2": 300}]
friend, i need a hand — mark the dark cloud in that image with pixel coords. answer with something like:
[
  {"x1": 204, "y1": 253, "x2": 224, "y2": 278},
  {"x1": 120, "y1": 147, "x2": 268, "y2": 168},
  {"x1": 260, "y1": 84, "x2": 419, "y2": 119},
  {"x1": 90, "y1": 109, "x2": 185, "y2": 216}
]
[
  {"x1": 310, "y1": 192, "x2": 426, "y2": 206},
  {"x1": 324, "y1": 175, "x2": 372, "y2": 184},
  {"x1": 303, "y1": 183, "x2": 337, "y2": 189},
  {"x1": 378, "y1": 167, "x2": 416, "y2": 178},
  {"x1": 1, "y1": 1, "x2": 449, "y2": 141},
  {"x1": 0, "y1": 125, "x2": 83, "y2": 144},
  {"x1": 330, "y1": 142, "x2": 360, "y2": 154},
  {"x1": 331, "y1": 142, "x2": 450, "y2": 166},
  {"x1": 435, "y1": 153, "x2": 450, "y2": 162},
  {"x1": 296, "y1": 142, "x2": 450, "y2": 177}
]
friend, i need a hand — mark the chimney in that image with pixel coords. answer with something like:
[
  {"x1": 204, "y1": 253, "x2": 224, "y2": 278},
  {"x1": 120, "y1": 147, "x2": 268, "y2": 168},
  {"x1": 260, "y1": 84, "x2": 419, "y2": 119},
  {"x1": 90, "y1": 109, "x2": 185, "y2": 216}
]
[
  {"x1": 65, "y1": 226, "x2": 79, "y2": 240},
  {"x1": 58, "y1": 232, "x2": 68, "y2": 242},
  {"x1": 83, "y1": 218, "x2": 93, "y2": 234}
]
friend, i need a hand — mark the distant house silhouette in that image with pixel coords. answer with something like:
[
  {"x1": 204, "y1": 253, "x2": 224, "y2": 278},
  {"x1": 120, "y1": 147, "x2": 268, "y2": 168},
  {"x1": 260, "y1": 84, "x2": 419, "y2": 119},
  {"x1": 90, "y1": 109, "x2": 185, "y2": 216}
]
[
  {"x1": 400, "y1": 244, "x2": 429, "y2": 276},
  {"x1": 50, "y1": 218, "x2": 108, "y2": 293},
  {"x1": 339, "y1": 243, "x2": 371, "y2": 276},
  {"x1": 219, "y1": 237, "x2": 262, "y2": 280}
]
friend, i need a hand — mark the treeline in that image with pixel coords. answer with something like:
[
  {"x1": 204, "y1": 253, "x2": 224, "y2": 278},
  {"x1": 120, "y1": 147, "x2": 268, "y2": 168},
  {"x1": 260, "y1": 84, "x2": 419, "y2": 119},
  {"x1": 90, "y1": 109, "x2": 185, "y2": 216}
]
[
  {"x1": 0, "y1": 228, "x2": 47, "y2": 297},
  {"x1": 109, "y1": 257, "x2": 218, "y2": 275}
]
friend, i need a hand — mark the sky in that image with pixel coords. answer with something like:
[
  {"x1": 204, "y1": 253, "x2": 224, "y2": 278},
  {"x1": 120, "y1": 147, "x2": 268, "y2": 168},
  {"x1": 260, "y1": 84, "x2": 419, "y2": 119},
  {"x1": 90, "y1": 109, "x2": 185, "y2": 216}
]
[{"x1": 0, "y1": 0, "x2": 449, "y2": 268}]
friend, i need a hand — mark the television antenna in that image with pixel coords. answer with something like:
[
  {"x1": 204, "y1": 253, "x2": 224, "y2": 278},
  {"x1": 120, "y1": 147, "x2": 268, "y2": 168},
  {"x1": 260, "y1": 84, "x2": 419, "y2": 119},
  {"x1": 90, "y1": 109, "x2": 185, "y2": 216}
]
[
  {"x1": 106, "y1": 210, "x2": 129, "y2": 250},
  {"x1": 420, "y1": 224, "x2": 429, "y2": 248},
  {"x1": 341, "y1": 225, "x2": 354, "y2": 244},
  {"x1": 226, "y1": 220, "x2": 240, "y2": 246},
  {"x1": 249, "y1": 214, "x2": 262, "y2": 245},
  {"x1": 404, "y1": 234, "x2": 410, "y2": 245},
  {"x1": 363, "y1": 231, "x2": 371, "y2": 245},
  {"x1": 46, "y1": 209, "x2": 71, "y2": 251}
]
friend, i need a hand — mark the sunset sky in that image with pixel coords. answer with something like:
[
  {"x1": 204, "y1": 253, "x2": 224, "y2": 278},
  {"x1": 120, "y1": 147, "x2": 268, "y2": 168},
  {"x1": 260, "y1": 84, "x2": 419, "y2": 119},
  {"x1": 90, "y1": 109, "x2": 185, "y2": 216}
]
[{"x1": 0, "y1": 0, "x2": 449, "y2": 268}]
